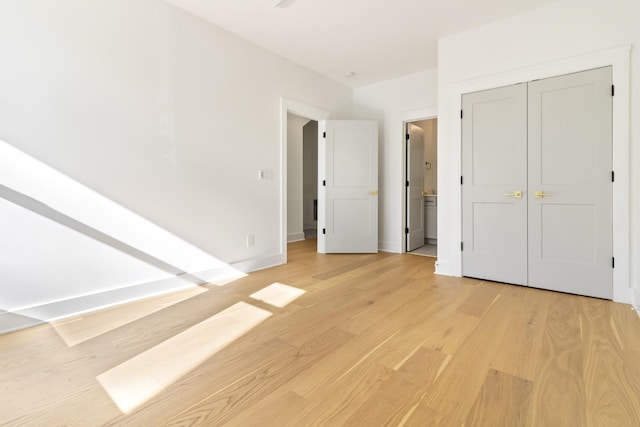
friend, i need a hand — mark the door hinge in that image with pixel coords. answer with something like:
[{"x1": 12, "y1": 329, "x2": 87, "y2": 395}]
[
  {"x1": 322, "y1": 228, "x2": 326, "y2": 235},
  {"x1": 405, "y1": 227, "x2": 409, "y2": 234},
  {"x1": 322, "y1": 180, "x2": 326, "y2": 186},
  {"x1": 611, "y1": 85, "x2": 615, "y2": 97},
  {"x1": 611, "y1": 171, "x2": 615, "y2": 182},
  {"x1": 323, "y1": 131, "x2": 326, "y2": 138},
  {"x1": 406, "y1": 180, "x2": 410, "y2": 187},
  {"x1": 612, "y1": 257, "x2": 615, "y2": 268},
  {"x1": 460, "y1": 176, "x2": 463, "y2": 185},
  {"x1": 460, "y1": 110, "x2": 463, "y2": 119},
  {"x1": 461, "y1": 242, "x2": 464, "y2": 251},
  {"x1": 406, "y1": 133, "x2": 410, "y2": 141}
]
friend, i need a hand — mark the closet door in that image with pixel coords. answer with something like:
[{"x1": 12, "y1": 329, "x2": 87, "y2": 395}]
[
  {"x1": 528, "y1": 67, "x2": 613, "y2": 299},
  {"x1": 462, "y1": 84, "x2": 528, "y2": 285}
]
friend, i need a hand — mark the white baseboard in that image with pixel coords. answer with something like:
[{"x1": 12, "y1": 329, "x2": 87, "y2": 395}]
[
  {"x1": 2, "y1": 253, "x2": 286, "y2": 334},
  {"x1": 231, "y1": 253, "x2": 284, "y2": 273},
  {"x1": 14, "y1": 276, "x2": 198, "y2": 324},
  {"x1": 287, "y1": 232, "x2": 305, "y2": 243},
  {"x1": 378, "y1": 240, "x2": 401, "y2": 253},
  {"x1": 434, "y1": 259, "x2": 457, "y2": 277}
]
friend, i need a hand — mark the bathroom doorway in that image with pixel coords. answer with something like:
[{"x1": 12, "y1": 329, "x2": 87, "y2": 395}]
[{"x1": 405, "y1": 118, "x2": 437, "y2": 257}]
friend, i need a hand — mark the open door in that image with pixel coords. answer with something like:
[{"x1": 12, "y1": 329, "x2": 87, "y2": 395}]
[
  {"x1": 318, "y1": 120, "x2": 378, "y2": 254},
  {"x1": 406, "y1": 123, "x2": 425, "y2": 251}
]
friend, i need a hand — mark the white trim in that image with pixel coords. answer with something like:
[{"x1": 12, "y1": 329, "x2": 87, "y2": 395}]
[
  {"x1": 441, "y1": 45, "x2": 631, "y2": 303},
  {"x1": 231, "y1": 253, "x2": 284, "y2": 273},
  {"x1": 378, "y1": 240, "x2": 397, "y2": 253},
  {"x1": 14, "y1": 276, "x2": 202, "y2": 324},
  {"x1": 2, "y1": 253, "x2": 282, "y2": 333},
  {"x1": 287, "y1": 232, "x2": 305, "y2": 242},
  {"x1": 280, "y1": 98, "x2": 330, "y2": 264},
  {"x1": 395, "y1": 107, "x2": 438, "y2": 254}
]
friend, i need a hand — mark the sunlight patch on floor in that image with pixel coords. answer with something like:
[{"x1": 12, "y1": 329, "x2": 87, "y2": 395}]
[
  {"x1": 249, "y1": 282, "x2": 306, "y2": 308},
  {"x1": 97, "y1": 301, "x2": 272, "y2": 413},
  {"x1": 52, "y1": 287, "x2": 208, "y2": 347}
]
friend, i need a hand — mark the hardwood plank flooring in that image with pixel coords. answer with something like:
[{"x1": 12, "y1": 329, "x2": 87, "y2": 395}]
[{"x1": 1, "y1": 239, "x2": 639, "y2": 426}]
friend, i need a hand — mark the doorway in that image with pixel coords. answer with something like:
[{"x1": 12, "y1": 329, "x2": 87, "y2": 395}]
[
  {"x1": 404, "y1": 118, "x2": 437, "y2": 257},
  {"x1": 287, "y1": 113, "x2": 318, "y2": 242},
  {"x1": 280, "y1": 98, "x2": 329, "y2": 263}
]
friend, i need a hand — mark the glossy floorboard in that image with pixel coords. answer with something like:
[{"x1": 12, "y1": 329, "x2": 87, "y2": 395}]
[{"x1": 1, "y1": 239, "x2": 639, "y2": 426}]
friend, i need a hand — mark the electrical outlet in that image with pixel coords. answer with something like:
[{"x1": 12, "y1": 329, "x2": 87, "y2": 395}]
[{"x1": 246, "y1": 234, "x2": 255, "y2": 247}]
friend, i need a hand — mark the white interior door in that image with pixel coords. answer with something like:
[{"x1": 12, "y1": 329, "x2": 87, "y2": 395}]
[
  {"x1": 406, "y1": 123, "x2": 425, "y2": 251},
  {"x1": 462, "y1": 67, "x2": 613, "y2": 299},
  {"x1": 528, "y1": 67, "x2": 612, "y2": 299},
  {"x1": 462, "y1": 84, "x2": 528, "y2": 285},
  {"x1": 318, "y1": 120, "x2": 378, "y2": 254}
]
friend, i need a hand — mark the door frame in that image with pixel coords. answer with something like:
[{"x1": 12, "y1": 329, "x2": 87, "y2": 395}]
[
  {"x1": 441, "y1": 46, "x2": 631, "y2": 303},
  {"x1": 400, "y1": 108, "x2": 438, "y2": 253},
  {"x1": 280, "y1": 98, "x2": 329, "y2": 263}
]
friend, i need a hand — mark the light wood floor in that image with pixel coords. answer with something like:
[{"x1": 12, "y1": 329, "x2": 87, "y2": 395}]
[{"x1": 1, "y1": 239, "x2": 639, "y2": 426}]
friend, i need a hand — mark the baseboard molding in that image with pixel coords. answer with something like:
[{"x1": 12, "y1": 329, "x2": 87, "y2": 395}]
[
  {"x1": 2, "y1": 254, "x2": 286, "y2": 334},
  {"x1": 434, "y1": 259, "x2": 457, "y2": 277},
  {"x1": 13, "y1": 276, "x2": 198, "y2": 325},
  {"x1": 0, "y1": 312, "x2": 44, "y2": 335},
  {"x1": 287, "y1": 232, "x2": 305, "y2": 243},
  {"x1": 231, "y1": 253, "x2": 285, "y2": 274},
  {"x1": 378, "y1": 240, "x2": 401, "y2": 253},
  {"x1": 633, "y1": 288, "x2": 640, "y2": 318}
]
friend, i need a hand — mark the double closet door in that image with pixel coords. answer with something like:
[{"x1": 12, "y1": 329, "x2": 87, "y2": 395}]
[{"x1": 462, "y1": 67, "x2": 613, "y2": 299}]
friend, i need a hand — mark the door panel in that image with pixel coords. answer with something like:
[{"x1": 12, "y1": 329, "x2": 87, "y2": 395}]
[
  {"x1": 462, "y1": 84, "x2": 528, "y2": 285},
  {"x1": 528, "y1": 67, "x2": 612, "y2": 299},
  {"x1": 319, "y1": 120, "x2": 378, "y2": 254},
  {"x1": 407, "y1": 124, "x2": 425, "y2": 251}
]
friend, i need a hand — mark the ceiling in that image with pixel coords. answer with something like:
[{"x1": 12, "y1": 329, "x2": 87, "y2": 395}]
[{"x1": 165, "y1": 0, "x2": 567, "y2": 87}]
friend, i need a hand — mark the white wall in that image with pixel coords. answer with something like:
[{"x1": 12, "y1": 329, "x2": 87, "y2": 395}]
[
  {"x1": 302, "y1": 121, "x2": 318, "y2": 230},
  {"x1": 436, "y1": 0, "x2": 639, "y2": 304},
  {"x1": 287, "y1": 114, "x2": 310, "y2": 242},
  {"x1": 353, "y1": 69, "x2": 438, "y2": 252},
  {"x1": 0, "y1": 0, "x2": 351, "y2": 320}
]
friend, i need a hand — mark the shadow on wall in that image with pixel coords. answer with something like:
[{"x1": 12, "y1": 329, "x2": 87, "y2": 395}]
[{"x1": 0, "y1": 139, "x2": 245, "y2": 333}]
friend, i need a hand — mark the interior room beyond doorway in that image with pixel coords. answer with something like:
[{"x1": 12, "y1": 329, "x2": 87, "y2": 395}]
[
  {"x1": 287, "y1": 113, "x2": 318, "y2": 243},
  {"x1": 406, "y1": 118, "x2": 437, "y2": 257}
]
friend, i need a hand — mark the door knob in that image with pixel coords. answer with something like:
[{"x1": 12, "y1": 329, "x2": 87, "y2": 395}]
[
  {"x1": 534, "y1": 190, "x2": 551, "y2": 198},
  {"x1": 503, "y1": 191, "x2": 522, "y2": 198},
  {"x1": 369, "y1": 190, "x2": 378, "y2": 196}
]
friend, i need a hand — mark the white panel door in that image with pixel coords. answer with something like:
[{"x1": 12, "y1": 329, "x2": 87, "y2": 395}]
[
  {"x1": 461, "y1": 67, "x2": 613, "y2": 299},
  {"x1": 406, "y1": 123, "x2": 424, "y2": 251},
  {"x1": 318, "y1": 120, "x2": 378, "y2": 253},
  {"x1": 462, "y1": 84, "x2": 528, "y2": 285},
  {"x1": 528, "y1": 67, "x2": 612, "y2": 299}
]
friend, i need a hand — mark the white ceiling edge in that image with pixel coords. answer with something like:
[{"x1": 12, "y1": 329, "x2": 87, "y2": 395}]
[{"x1": 165, "y1": 0, "x2": 569, "y2": 88}]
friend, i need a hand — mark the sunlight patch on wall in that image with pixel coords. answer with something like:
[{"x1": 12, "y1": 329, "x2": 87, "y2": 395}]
[
  {"x1": 249, "y1": 282, "x2": 305, "y2": 308},
  {"x1": 0, "y1": 139, "x2": 228, "y2": 275},
  {"x1": 0, "y1": 139, "x2": 247, "y2": 323},
  {"x1": 52, "y1": 286, "x2": 208, "y2": 347},
  {"x1": 97, "y1": 301, "x2": 272, "y2": 413}
]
